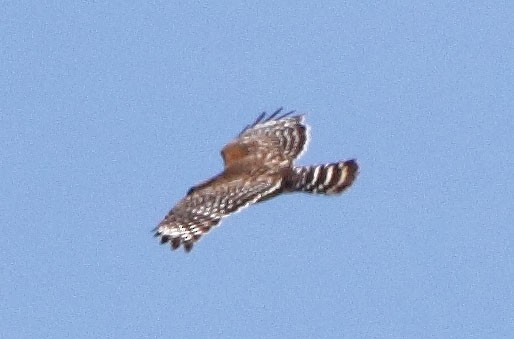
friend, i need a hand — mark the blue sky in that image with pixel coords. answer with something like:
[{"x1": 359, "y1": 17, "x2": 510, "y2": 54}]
[{"x1": 2, "y1": 2, "x2": 513, "y2": 338}]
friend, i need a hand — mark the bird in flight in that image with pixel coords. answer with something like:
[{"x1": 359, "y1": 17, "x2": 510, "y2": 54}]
[{"x1": 155, "y1": 109, "x2": 358, "y2": 252}]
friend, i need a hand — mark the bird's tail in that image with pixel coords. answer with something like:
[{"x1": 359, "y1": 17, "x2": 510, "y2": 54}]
[{"x1": 286, "y1": 159, "x2": 358, "y2": 194}]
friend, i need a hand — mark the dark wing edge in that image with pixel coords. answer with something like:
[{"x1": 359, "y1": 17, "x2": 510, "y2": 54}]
[
  {"x1": 154, "y1": 213, "x2": 222, "y2": 252},
  {"x1": 238, "y1": 108, "x2": 298, "y2": 136}
]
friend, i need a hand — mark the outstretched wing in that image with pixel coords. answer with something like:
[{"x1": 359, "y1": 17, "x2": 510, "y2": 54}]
[
  {"x1": 155, "y1": 171, "x2": 283, "y2": 252},
  {"x1": 221, "y1": 108, "x2": 310, "y2": 167}
]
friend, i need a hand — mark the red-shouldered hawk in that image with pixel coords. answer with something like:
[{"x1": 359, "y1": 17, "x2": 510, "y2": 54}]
[{"x1": 155, "y1": 109, "x2": 359, "y2": 252}]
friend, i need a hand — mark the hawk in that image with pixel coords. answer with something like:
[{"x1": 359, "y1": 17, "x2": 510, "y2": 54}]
[{"x1": 155, "y1": 109, "x2": 358, "y2": 252}]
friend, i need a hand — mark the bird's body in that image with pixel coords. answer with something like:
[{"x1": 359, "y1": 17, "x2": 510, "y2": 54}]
[{"x1": 155, "y1": 109, "x2": 358, "y2": 252}]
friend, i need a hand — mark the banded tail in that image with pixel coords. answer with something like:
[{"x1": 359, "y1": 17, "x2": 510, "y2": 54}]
[{"x1": 286, "y1": 160, "x2": 358, "y2": 194}]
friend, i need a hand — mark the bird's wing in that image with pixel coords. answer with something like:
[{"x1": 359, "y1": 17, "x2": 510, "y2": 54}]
[
  {"x1": 221, "y1": 108, "x2": 310, "y2": 167},
  {"x1": 155, "y1": 171, "x2": 283, "y2": 252}
]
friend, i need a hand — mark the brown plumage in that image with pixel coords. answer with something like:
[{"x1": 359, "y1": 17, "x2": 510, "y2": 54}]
[{"x1": 155, "y1": 109, "x2": 358, "y2": 252}]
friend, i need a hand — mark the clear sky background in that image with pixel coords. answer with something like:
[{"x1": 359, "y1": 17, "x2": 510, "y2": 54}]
[{"x1": 2, "y1": 2, "x2": 513, "y2": 338}]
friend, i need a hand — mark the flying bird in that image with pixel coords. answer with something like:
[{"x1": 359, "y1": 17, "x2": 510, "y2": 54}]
[{"x1": 155, "y1": 109, "x2": 358, "y2": 252}]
